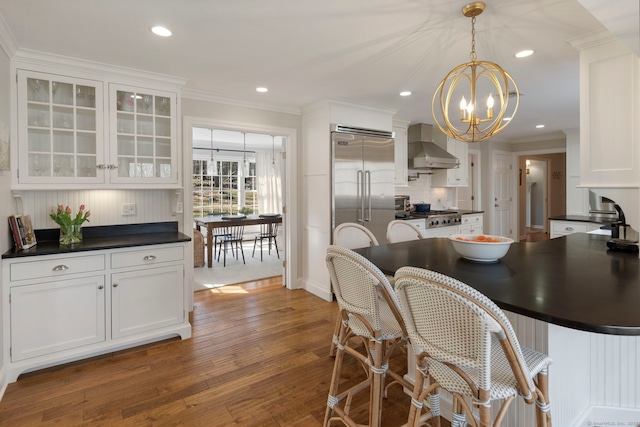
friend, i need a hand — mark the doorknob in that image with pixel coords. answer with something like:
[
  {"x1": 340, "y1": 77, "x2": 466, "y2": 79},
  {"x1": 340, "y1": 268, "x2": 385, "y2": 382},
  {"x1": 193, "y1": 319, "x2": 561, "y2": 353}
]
[{"x1": 494, "y1": 204, "x2": 499, "y2": 207}]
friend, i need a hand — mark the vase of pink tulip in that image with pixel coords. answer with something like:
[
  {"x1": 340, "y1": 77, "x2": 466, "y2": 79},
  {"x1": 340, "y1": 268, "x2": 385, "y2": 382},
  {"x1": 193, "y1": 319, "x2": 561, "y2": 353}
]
[{"x1": 50, "y1": 204, "x2": 91, "y2": 246}]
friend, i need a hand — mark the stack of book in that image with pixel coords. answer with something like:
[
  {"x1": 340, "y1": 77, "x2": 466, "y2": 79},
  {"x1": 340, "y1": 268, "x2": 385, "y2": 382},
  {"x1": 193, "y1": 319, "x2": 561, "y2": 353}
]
[{"x1": 8, "y1": 214, "x2": 37, "y2": 250}]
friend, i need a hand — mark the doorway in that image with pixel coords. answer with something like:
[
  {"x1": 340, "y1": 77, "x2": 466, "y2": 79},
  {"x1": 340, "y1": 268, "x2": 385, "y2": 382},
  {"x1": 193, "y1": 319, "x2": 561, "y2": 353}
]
[
  {"x1": 516, "y1": 153, "x2": 566, "y2": 241},
  {"x1": 183, "y1": 116, "x2": 298, "y2": 293}
]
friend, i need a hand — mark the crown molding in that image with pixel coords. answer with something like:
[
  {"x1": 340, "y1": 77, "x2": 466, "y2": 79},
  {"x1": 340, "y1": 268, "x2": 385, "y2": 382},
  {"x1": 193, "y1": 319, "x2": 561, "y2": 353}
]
[
  {"x1": 181, "y1": 88, "x2": 302, "y2": 116},
  {"x1": 0, "y1": 13, "x2": 17, "y2": 58},
  {"x1": 568, "y1": 29, "x2": 617, "y2": 51}
]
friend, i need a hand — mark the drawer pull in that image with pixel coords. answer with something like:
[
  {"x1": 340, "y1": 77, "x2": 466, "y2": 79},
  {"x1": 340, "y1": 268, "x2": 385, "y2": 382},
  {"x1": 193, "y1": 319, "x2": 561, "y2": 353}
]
[
  {"x1": 143, "y1": 255, "x2": 157, "y2": 261},
  {"x1": 52, "y1": 264, "x2": 69, "y2": 271},
  {"x1": 565, "y1": 227, "x2": 574, "y2": 231}
]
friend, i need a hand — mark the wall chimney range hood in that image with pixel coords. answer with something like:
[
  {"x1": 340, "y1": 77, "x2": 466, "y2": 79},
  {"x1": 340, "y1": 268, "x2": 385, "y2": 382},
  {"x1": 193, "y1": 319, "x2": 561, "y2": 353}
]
[{"x1": 408, "y1": 123, "x2": 460, "y2": 169}]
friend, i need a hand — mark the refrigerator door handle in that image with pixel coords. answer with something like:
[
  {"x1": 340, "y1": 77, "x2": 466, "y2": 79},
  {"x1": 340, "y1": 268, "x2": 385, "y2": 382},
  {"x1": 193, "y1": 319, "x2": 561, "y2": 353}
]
[
  {"x1": 365, "y1": 170, "x2": 372, "y2": 222},
  {"x1": 357, "y1": 169, "x2": 364, "y2": 222}
]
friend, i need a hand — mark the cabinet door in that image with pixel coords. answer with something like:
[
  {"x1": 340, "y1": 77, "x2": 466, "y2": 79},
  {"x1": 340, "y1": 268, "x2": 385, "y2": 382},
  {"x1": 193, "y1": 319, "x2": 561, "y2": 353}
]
[
  {"x1": 111, "y1": 265, "x2": 184, "y2": 339},
  {"x1": 17, "y1": 70, "x2": 105, "y2": 185},
  {"x1": 421, "y1": 226, "x2": 459, "y2": 238},
  {"x1": 393, "y1": 124, "x2": 408, "y2": 186},
  {"x1": 432, "y1": 138, "x2": 468, "y2": 187},
  {"x1": 10, "y1": 275, "x2": 106, "y2": 361},
  {"x1": 109, "y1": 84, "x2": 178, "y2": 185}
]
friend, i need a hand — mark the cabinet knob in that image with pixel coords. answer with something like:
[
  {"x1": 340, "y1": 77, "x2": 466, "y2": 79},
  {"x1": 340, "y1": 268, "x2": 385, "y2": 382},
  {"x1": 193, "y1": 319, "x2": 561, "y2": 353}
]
[
  {"x1": 52, "y1": 264, "x2": 69, "y2": 271},
  {"x1": 98, "y1": 285, "x2": 104, "y2": 290},
  {"x1": 143, "y1": 255, "x2": 157, "y2": 261},
  {"x1": 113, "y1": 283, "x2": 118, "y2": 288}
]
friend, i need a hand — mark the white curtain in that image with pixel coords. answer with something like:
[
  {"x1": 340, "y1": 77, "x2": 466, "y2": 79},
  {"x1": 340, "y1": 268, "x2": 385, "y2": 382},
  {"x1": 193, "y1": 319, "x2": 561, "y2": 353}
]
[{"x1": 255, "y1": 151, "x2": 282, "y2": 215}]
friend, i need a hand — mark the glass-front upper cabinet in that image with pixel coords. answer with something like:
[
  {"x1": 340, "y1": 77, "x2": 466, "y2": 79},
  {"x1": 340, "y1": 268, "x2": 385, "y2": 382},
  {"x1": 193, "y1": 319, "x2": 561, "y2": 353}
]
[
  {"x1": 109, "y1": 84, "x2": 178, "y2": 185},
  {"x1": 17, "y1": 70, "x2": 104, "y2": 185}
]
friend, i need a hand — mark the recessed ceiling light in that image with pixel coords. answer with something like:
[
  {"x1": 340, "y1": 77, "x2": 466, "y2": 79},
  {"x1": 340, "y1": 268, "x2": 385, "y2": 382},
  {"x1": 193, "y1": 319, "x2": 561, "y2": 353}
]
[
  {"x1": 515, "y1": 49, "x2": 534, "y2": 58},
  {"x1": 151, "y1": 26, "x2": 172, "y2": 37},
  {"x1": 400, "y1": 91, "x2": 412, "y2": 97},
  {"x1": 536, "y1": 124, "x2": 545, "y2": 129},
  {"x1": 256, "y1": 87, "x2": 268, "y2": 93}
]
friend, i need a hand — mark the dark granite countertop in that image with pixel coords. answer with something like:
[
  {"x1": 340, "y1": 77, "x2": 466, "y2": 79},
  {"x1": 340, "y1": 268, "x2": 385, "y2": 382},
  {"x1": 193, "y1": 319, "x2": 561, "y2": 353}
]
[
  {"x1": 354, "y1": 233, "x2": 640, "y2": 336},
  {"x1": 2, "y1": 221, "x2": 190, "y2": 259},
  {"x1": 549, "y1": 214, "x2": 616, "y2": 225}
]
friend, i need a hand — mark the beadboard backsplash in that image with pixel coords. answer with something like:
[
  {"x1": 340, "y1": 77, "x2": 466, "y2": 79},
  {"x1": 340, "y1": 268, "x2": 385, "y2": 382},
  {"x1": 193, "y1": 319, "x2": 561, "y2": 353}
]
[
  {"x1": 13, "y1": 189, "x2": 182, "y2": 230},
  {"x1": 397, "y1": 173, "x2": 457, "y2": 210}
]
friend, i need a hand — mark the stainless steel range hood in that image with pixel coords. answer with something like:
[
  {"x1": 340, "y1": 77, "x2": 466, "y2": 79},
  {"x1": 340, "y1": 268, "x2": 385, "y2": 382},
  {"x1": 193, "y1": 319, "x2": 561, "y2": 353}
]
[{"x1": 408, "y1": 124, "x2": 460, "y2": 169}]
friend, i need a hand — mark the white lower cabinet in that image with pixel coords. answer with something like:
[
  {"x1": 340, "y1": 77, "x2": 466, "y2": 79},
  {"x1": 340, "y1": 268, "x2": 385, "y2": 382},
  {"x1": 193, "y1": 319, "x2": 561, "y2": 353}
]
[
  {"x1": 460, "y1": 213, "x2": 483, "y2": 235},
  {"x1": 2, "y1": 242, "x2": 190, "y2": 383},
  {"x1": 421, "y1": 226, "x2": 459, "y2": 238},
  {"x1": 10, "y1": 275, "x2": 106, "y2": 362},
  {"x1": 111, "y1": 265, "x2": 183, "y2": 339},
  {"x1": 550, "y1": 220, "x2": 600, "y2": 239}
]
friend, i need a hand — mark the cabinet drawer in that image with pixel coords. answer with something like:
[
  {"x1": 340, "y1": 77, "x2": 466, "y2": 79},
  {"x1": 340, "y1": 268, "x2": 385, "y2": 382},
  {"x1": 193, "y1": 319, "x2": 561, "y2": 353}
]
[
  {"x1": 111, "y1": 245, "x2": 184, "y2": 269},
  {"x1": 10, "y1": 254, "x2": 106, "y2": 282},
  {"x1": 551, "y1": 222, "x2": 588, "y2": 233},
  {"x1": 462, "y1": 214, "x2": 482, "y2": 225}
]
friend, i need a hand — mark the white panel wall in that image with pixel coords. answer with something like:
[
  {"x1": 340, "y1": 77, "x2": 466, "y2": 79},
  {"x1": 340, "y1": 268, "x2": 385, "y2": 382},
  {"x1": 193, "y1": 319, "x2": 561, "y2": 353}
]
[{"x1": 14, "y1": 189, "x2": 178, "y2": 230}]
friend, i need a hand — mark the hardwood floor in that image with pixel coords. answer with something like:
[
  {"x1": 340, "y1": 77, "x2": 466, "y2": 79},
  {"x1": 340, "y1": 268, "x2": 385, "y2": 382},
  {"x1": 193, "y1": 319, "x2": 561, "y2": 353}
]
[
  {"x1": 522, "y1": 227, "x2": 550, "y2": 242},
  {"x1": 0, "y1": 277, "x2": 430, "y2": 426}
]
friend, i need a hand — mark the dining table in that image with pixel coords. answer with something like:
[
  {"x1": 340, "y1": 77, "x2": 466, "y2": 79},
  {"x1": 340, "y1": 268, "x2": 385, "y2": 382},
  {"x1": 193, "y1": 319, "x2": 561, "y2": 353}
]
[
  {"x1": 194, "y1": 214, "x2": 282, "y2": 267},
  {"x1": 353, "y1": 233, "x2": 640, "y2": 424}
]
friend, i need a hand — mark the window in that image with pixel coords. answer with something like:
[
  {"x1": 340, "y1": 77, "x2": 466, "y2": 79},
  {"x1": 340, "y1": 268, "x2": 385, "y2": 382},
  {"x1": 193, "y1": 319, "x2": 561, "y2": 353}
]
[
  {"x1": 192, "y1": 127, "x2": 283, "y2": 219},
  {"x1": 193, "y1": 159, "x2": 256, "y2": 217}
]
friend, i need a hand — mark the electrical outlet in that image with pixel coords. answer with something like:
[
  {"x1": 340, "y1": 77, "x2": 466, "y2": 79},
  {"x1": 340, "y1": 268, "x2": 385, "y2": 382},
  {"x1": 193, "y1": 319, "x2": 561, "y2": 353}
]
[
  {"x1": 121, "y1": 203, "x2": 136, "y2": 216},
  {"x1": 176, "y1": 202, "x2": 183, "y2": 214}
]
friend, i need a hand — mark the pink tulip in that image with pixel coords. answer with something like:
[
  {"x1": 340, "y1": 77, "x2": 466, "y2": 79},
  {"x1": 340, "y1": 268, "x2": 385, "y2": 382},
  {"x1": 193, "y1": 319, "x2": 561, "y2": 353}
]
[
  {"x1": 86, "y1": 211, "x2": 91, "y2": 218},
  {"x1": 65, "y1": 206, "x2": 72, "y2": 214}
]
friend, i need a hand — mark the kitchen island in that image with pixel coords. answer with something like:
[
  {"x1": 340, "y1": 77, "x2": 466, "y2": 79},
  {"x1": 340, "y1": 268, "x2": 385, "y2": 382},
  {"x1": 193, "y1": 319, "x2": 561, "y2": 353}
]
[{"x1": 355, "y1": 234, "x2": 640, "y2": 426}]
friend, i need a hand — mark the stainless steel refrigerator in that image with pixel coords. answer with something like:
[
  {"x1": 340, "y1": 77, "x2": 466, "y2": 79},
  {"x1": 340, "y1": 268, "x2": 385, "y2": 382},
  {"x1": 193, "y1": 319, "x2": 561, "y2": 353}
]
[{"x1": 331, "y1": 124, "x2": 395, "y2": 244}]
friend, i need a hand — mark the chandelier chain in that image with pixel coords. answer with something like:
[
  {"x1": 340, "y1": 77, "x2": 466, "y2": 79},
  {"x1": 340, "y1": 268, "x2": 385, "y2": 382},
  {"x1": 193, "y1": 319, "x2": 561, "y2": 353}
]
[{"x1": 470, "y1": 16, "x2": 477, "y2": 62}]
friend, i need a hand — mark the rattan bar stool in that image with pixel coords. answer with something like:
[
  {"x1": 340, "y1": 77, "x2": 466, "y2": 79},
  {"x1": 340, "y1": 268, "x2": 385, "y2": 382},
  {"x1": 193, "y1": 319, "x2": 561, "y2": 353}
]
[
  {"x1": 394, "y1": 267, "x2": 552, "y2": 427},
  {"x1": 386, "y1": 220, "x2": 424, "y2": 243},
  {"x1": 324, "y1": 245, "x2": 412, "y2": 427},
  {"x1": 329, "y1": 222, "x2": 381, "y2": 357}
]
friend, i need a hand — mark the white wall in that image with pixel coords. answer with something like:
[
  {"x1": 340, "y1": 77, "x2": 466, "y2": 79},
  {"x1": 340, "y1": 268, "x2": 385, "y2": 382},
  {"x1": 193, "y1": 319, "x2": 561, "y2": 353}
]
[{"x1": 0, "y1": 38, "x2": 12, "y2": 395}]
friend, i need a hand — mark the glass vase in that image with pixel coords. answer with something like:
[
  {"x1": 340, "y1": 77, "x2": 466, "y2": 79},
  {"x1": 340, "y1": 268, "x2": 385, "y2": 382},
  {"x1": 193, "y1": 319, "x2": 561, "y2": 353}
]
[{"x1": 59, "y1": 224, "x2": 83, "y2": 246}]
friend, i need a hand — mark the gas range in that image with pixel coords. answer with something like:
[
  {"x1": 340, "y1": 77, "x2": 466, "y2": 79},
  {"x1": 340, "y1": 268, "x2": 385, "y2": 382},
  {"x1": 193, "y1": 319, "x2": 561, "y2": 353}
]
[{"x1": 409, "y1": 210, "x2": 462, "y2": 229}]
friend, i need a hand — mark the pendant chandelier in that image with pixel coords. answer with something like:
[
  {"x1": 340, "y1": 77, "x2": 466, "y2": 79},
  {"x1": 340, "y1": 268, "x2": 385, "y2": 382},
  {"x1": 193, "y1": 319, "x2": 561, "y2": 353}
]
[{"x1": 432, "y1": 1, "x2": 519, "y2": 143}]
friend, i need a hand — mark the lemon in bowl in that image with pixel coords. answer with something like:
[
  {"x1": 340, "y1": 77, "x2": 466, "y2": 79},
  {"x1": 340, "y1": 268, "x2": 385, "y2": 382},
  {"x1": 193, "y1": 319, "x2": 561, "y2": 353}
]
[{"x1": 449, "y1": 234, "x2": 514, "y2": 263}]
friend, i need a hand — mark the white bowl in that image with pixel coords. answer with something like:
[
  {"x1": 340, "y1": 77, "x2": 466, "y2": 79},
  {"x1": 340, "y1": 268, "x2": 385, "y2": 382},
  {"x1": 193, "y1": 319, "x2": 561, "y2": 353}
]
[{"x1": 448, "y1": 234, "x2": 514, "y2": 263}]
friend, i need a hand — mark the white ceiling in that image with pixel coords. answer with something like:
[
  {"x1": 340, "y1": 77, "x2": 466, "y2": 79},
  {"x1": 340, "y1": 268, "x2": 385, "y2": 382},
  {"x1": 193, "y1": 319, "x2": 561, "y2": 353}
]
[{"x1": 0, "y1": 0, "x2": 638, "y2": 143}]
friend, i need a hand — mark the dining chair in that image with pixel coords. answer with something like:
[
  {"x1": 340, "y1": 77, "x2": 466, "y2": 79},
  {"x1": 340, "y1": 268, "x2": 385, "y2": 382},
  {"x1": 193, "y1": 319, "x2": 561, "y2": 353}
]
[
  {"x1": 216, "y1": 221, "x2": 246, "y2": 267},
  {"x1": 394, "y1": 266, "x2": 553, "y2": 427},
  {"x1": 332, "y1": 222, "x2": 379, "y2": 249},
  {"x1": 252, "y1": 214, "x2": 280, "y2": 261},
  {"x1": 324, "y1": 245, "x2": 412, "y2": 427},
  {"x1": 386, "y1": 220, "x2": 424, "y2": 243}
]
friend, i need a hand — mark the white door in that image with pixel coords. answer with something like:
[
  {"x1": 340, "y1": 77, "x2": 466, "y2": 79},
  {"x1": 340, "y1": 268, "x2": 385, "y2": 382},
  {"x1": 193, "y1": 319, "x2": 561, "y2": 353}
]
[{"x1": 493, "y1": 152, "x2": 512, "y2": 238}]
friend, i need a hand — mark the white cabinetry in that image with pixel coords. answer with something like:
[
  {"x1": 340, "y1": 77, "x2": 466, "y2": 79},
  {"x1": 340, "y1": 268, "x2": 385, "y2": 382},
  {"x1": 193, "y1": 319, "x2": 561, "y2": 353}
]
[
  {"x1": 432, "y1": 137, "x2": 468, "y2": 187},
  {"x1": 550, "y1": 220, "x2": 600, "y2": 239},
  {"x1": 404, "y1": 219, "x2": 426, "y2": 235},
  {"x1": 10, "y1": 275, "x2": 106, "y2": 362},
  {"x1": 393, "y1": 120, "x2": 409, "y2": 187},
  {"x1": 109, "y1": 84, "x2": 178, "y2": 185},
  {"x1": 14, "y1": 68, "x2": 180, "y2": 189},
  {"x1": 421, "y1": 226, "x2": 458, "y2": 238},
  {"x1": 575, "y1": 36, "x2": 640, "y2": 188},
  {"x1": 2, "y1": 243, "x2": 190, "y2": 383},
  {"x1": 17, "y1": 70, "x2": 104, "y2": 185},
  {"x1": 460, "y1": 213, "x2": 483, "y2": 235}
]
